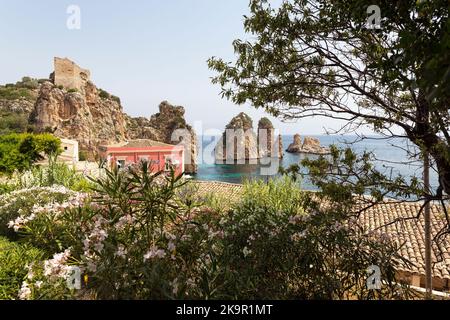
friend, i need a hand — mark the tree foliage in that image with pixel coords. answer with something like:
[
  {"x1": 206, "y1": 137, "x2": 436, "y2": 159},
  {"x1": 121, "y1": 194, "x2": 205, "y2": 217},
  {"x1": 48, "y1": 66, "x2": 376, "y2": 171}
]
[
  {"x1": 208, "y1": 0, "x2": 450, "y2": 196},
  {"x1": 0, "y1": 133, "x2": 61, "y2": 174}
]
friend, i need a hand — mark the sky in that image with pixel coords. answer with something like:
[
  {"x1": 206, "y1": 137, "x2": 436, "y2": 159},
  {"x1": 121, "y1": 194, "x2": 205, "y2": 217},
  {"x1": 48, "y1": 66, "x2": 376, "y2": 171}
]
[{"x1": 0, "y1": 0, "x2": 358, "y2": 135}]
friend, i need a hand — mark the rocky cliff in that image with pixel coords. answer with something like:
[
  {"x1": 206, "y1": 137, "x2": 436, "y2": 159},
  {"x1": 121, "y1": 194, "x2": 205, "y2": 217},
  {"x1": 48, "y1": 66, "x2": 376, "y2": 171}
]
[
  {"x1": 127, "y1": 101, "x2": 198, "y2": 173},
  {"x1": 3, "y1": 58, "x2": 199, "y2": 173},
  {"x1": 30, "y1": 80, "x2": 128, "y2": 154}
]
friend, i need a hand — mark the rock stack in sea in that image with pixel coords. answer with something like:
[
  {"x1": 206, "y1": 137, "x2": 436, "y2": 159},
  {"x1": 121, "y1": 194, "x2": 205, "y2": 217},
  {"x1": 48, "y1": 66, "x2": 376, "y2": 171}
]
[
  {"x1": 215, "y1": 112, "x2": 259, "y2": 162},
  {"x1": 286, "y1": 134, "x2": 330, "y2": 155},
  {"x1": 257, "y1": 117, "x2": 283, "y2": 158},
  {"x1": 215, "y1": 113, "x2": 283, "y2": 162}
]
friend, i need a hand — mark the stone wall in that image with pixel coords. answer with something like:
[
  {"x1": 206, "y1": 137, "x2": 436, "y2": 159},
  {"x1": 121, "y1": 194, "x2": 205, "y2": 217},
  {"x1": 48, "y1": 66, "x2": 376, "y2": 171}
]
[{"x1": 53, "y1": 57, "x2": 90, "y2": 91}]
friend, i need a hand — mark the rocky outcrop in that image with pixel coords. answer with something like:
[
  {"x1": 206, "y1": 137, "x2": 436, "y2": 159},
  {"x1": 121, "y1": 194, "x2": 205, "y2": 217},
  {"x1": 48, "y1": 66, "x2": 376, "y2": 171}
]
[
  {"x1": 27, "y1": 58, "x2": 198, "y2": 172},
  {"x1": 257, "y1": 117, "x2": 283, "y2": 158},
  {"x1": 215, "y1": 112, "x2": 259, "y2": 162},
  {"x1": 257, "y1": 117, "x2": 273, "y2": 158},
  {"x1": 215, "y1": 113, "x2": 285, "y2": 162},
  {"x1": 0, "y1": 96, "x2": 37, "y2": 114},
  {"x1": 127, "y1": 101, "x2": 198, "y2": 173},
  {"x1": 286, "y1": 134, "x2": 330, "y2": 154},
  {"x1": 29, "y1": 80, "x2": 128, "y2": 156},
  {"x1": 277, "y1": 134, "x2": 284, "y2": 159},
  {"x1": 286, "y1": 134, "x2": 303, "y2": 153}
]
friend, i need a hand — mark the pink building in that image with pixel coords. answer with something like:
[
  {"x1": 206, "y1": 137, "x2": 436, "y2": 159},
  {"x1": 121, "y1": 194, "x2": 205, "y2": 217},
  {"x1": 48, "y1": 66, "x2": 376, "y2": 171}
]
[{"x1": 101, "y1": 139, "x2": 185, "y2": 176}]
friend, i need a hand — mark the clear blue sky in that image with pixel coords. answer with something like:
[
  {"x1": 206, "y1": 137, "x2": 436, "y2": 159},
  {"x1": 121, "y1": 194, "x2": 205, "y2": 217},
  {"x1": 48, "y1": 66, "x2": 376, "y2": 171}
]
[{"x1": 0, "y1": 0, "x2": 353, "y2": 135}]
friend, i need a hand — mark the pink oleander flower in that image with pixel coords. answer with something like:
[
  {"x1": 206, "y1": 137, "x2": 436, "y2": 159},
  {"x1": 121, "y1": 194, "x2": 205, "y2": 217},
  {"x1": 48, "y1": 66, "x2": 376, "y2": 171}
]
[
  {"x1": 43, "y1": 249, "x2": 72, "y2": 280},
  {"x1": 115, "y1": 214, "x2": 135, "y2": 231},
  {"x1": 291, "y1": 231, "x2": 307, "y2": 242},
  {"x1": 288, "y1": 215, "x2": 303, "y2": 225},
  {"x1": 18, "y1": 281, "x2": 31, "y2": 300},
  {"x1": 143, "y1": 246, "x2": 166, "y2": 261},
  {"x1": 8, "y1": 213, "x2": 36, "y2": 231},
  {"x1": 115, "y1": 245, "x2": 128, "y2": 258},
  {"x1": 168, "y1": 241, "x2": 176, "y2": 252}
]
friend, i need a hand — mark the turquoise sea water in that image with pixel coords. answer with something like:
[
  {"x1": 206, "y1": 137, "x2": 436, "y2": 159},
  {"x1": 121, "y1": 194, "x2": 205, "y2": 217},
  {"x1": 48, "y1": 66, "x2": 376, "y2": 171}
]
[{"x1": 193, "y1": 135, "x2": 439, "y2": 191}]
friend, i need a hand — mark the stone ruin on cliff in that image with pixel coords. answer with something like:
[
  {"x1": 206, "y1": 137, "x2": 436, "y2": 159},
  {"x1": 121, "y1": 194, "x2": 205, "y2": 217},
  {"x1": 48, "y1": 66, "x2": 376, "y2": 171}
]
[{"x1": 51, "y1": 57, "x2": 91, "y2": 92}]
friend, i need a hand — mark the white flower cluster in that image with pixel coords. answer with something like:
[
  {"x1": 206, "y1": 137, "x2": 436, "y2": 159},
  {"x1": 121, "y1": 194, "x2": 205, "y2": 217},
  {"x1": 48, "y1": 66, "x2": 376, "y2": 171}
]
[
  {"x1": 18, "y1": 249, "x2": 73, "y2": 300},
  {"x1": 43, "y1": 249, "x2": 73, "y2": 280},
  {"x1": 7, "y1": 191, "x2": 87, "y2": 232},
  {"x1": 8, "y1": 213, "x2": 36, "y2": 231},
  {"x1": 288, "y1": 214, "x2": 303, "y2": 225},
  {"x1": 291, "y1": 231, "x2": 307, "y2": 242},
  {"x1": 18, "y1": 281, "x2": 32, "y2": 300}
]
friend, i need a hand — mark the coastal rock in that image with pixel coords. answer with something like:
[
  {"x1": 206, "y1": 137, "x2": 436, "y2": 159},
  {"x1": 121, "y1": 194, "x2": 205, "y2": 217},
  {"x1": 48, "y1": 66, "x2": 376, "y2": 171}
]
[
  {"x1": 286, "y1": 134, "x2": 303, "y2": 153},
  {"x1": 278, "y1": 134, "x2": 284, "y2": 158},
  {"x1": 30, "y1": 80, "x2": 127, "y2": 156},
  {"x1": 128, "y1": 101, "x2": 198, "y2": 173},
  {"x1": 286, "y1": 134, "x2": 330, "y2": 154},
  {"x1": 215, "y1": 112, "x2": 259, "y2": 162},
  {"x1": 257, "y1": 117, "x2": 273, "y2": 158},
  {"x1": 257, "y1": 117, "x2": 283, "y2": 158}
]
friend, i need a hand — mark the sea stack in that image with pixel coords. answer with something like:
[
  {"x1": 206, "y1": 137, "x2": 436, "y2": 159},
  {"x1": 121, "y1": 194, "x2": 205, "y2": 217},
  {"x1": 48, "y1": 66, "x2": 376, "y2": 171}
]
[
  {"x1": 215, "y1": 112, "x2": 259, "y2": 163},
  {"x1": 257, "y1": 117, "x2": 283, "y2": 158},
  {"x1": 286, "y1": 134, "x2": 330, "y2": 155}
]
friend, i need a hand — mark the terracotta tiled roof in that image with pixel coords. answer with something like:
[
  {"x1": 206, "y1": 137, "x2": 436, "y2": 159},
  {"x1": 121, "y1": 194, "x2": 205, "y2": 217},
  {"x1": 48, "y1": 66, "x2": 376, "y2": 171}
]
[
  {"x1": 192, "y1": 181, "x2": 450, "y2": 280},
  {"x1": 105, "y1": 139, "x2": 175, "y2": 148},
  {"x1": 193, "y1": 180, "x2": 244, "y2": 204},
  {"x1": 357, "y1": 200, "x2": 450, "y2": 280}
]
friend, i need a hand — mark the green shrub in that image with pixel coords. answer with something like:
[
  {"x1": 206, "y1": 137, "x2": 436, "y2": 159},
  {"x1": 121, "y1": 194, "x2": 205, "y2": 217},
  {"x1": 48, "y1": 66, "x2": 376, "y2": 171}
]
[
  {"x1": 98, "y1": 89, "x2": 110, "y2": 99},
  {"x1": 0, "y1": 87, "x2": 34, "y2": 101},
  {"x1": 67, "y1": 88, "x2": 78, "y2": 93},
  {"x1": 0, "y1": 237, "x2": 44, "y2": 299},
  {"x1": 78, "y1": 150, "x2": 88, "y2": 161},
  {"x1": 110, "y1": 95, "x2": 121, "y2": 105},
  {"x1": 203, "y1": 177, "x2": 412, "y2": 299},
  {"x1": 0, "y1": 112, "x2": 29, "y2": 134},
  {"x1": 13, "y1": 156, "x2": 95, "y2": 192},
  {"x1": 0, "y1": 182, "x2": 16, "y2": 195},
  {"x1": 0, "y1": 133, "x2": 61, "y2": 174},
  {"x1": 16, "y1": 77, "x2": 39, "y2": 90}
]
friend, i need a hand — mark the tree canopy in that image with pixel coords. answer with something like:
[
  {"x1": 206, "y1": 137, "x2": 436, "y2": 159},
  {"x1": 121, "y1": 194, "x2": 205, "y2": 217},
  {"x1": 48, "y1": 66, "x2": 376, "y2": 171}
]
[
  {"x1": 208, "y1": 0, "x2": 450, "y2": 196},
  {"x1": 0, "y1": 133, "x2": 61, "y2": 174}
]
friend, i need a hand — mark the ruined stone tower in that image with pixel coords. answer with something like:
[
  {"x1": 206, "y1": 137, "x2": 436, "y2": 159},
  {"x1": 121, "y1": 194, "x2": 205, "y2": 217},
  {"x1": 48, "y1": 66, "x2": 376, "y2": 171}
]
[{"x1": 53, "y1": 57, "x2": 90, "y2": 91}]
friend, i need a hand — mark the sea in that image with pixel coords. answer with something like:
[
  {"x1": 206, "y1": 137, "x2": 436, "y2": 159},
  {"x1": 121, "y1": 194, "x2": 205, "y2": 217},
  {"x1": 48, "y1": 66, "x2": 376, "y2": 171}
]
[{"x1": 193, "y1": 135, "x2": 440, "y2": 191}]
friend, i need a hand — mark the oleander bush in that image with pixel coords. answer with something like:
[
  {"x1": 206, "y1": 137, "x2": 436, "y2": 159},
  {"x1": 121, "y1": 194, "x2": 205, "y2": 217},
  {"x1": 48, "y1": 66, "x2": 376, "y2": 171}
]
[
  {"x1": 0, "y1": 186, "x2": 77, "y2": 239},
  {"x1": 1, "y1": 161, "x2": 414, "y2": 300}
]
